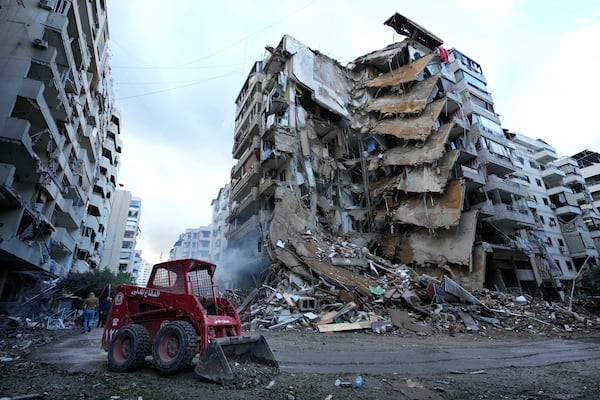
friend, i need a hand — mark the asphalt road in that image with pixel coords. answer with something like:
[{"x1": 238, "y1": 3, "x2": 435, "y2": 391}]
[
  {"x1": 29, "y1": 328, "x2": 600, "y2": 376},
  {"x1": 274, "y1": 337, "x2": 600, "y2": 374}
]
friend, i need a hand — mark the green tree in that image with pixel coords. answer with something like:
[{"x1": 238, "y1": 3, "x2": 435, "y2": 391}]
[
  {"x1": 59, "y1": 267, "x2": 135, "y2": 299},
  {"x1": 586, "y1": 265, "x2": 600, "y2": 294}
]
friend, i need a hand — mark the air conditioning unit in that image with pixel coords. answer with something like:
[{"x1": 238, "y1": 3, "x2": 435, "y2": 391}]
[
  {"x1": 39, "y1": 0, "x2": 56, "y2": 10},
  {"x1": 32, "y1": 38, "x2": 49, "y2": 49}
]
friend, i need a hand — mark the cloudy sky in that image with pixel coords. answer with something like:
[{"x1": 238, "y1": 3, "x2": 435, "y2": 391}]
[{"x1": 105, "y1": 0, "x2": 600, "y2": 264}]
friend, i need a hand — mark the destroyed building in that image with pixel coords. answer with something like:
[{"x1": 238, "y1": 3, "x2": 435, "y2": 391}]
[
  {"x1": 223, "y1": 13, "x2": 599, "y2": 300},
  {"x1": 0, "y1": 0, "x2": 122, "y2": 311}
]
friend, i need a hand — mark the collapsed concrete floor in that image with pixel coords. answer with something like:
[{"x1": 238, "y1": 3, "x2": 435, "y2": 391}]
[{"x1": 222, "y1": 12, "x2": 595, "y2": 316}]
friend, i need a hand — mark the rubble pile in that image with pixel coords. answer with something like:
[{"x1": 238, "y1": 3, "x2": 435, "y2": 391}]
[{"x1": 236, "y1": 234, "x2": 600, "y2": 338}]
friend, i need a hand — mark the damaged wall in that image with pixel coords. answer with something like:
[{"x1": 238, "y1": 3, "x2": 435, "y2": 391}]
[{"x1": 225, "y1": 13, "x2": 573, "y2": 299}]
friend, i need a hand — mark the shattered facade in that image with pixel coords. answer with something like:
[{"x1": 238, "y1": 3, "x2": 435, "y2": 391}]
[
  {"x1": 0, "y1": 0, "x2": 121, "y2": 310},
  {"x1": 572, "y1": 150, "x2": 600, "y2": 253},
  {"x1": 223, "y1": 13, "x2": 599, "y2": 300}
]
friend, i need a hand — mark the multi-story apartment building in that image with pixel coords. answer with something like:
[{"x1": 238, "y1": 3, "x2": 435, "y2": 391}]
[
  {"x1": 224, "y1": 13, "x2": 597, "y2": 298},
  {"x1": 135, "y1": 258, "x2": 153, "y2": 287},
  {"x1": 209, "y1": 184, "x2": 230, "y2": 265},
  {"x1": 169, "y1": 227, "x2": 212, "y2": 261},
  {"x1": 100, "y1": 191, "x2": 141, "y2": 275},
  {"x1": 507, "y1": 134, "x2": 599, "y2": 294},
  {"x1": 0, "y1": 0, "x2": 121, "y2": 307},
  {"x1": 572, "y1": 150, "x2": 600, "y2": 253}
]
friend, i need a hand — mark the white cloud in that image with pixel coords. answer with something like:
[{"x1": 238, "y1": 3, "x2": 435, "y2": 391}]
[{"x1": 509, "y1": 17, "x2": 600, "y2": 155}]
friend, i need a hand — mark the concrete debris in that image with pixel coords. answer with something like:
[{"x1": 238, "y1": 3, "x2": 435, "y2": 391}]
[{"x1": 236, "y1": 233, "x2": 600, "y2": 337}]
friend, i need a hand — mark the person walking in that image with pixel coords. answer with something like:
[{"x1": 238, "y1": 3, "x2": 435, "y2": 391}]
[
  {"x1": 81, "y1": 292, "x2": 99, "y2": 333},
  {"x1": 97, "y1": 296, "x2": 112, "y2": 328}
]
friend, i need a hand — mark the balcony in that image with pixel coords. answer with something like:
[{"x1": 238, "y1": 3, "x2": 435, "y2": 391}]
[
  {"x1": 227, "y1": 214, "x2": 260, "y2": 243},
  {"x1": 87, "y1": 193, "x2": 103, "y2": 217},
  {"x1": 473, "y1": 199, "x2": 495, "y2": 217},
  {"x1": 533, "y1": 148, "x2": 558, "y2": 164},
  {"x1": 230, "y1": 161, "x2": 261, "y2": 202},
  {"x1": 42, "y1": 178, "x2": 61, "y2": 201},
  {"x1": 79, "y1": 124, "x2": 97, "y2": 161},
  {"x1": 462, "y1": 104, "x2": 502, "y2": 130},
  {"x1": 258, "y1": 176, "x2": 279, "y2": 196},
  {"x1": 28, "y1": 51, "x2": 71, "y2": 122},
  {"x1": 83, "y1": 214, "x2": 99, "y2": 232},
  {"x1": 233, "y1": 98, "x2": 263, "y2": 159},
  {"x1": 77, "y1": 147, "x2": 94, "y2": 183},
  {"x1": 78, "y1": 235, "x2": 94, "y2": 254},
  {"x1": 0, "y1": 119, "x2": 39, "y2": 183},
  {"x1": 93, "y1": 177, "x2": 107, "y2": 198},
  {"x1": 485, "y1": 175, "x2": 526, "y2": 199},
  {"x1": 235, "y1": 187, "x2": 259, "y2": 219},
  {"x1": 547, "y1": 185, "x2": 572, "y2": 197},
  {"x1": 0, "y1": 236, "x2": 45, "y2": 268},
  {"x1": 478, "y1": 148, "x2": 516, "y2": 177},
  {"x1": 555, "y1": 205, "x2": 581, "y2": 219},
  {"x1": 452, "y1": 79, "x2": 495, "y2": 108},
  {"x1": 485, "y1": 203, "x2": 536, "y2": 229},
  {"x1": 540, "y1": 165, "x2": 565, "y2": 186},
  {"x1": 63, "y1": 184, "x2": 85, "y2": 207},
  {"x1": 55, "y1": 196, "x2": 82, "y2": 228},
  {"x1": 459, "y1": 165, "x2": 485, "y2": 191},
  {"x1": 50, "y1": 227, "x2": 77, "y2": 254},
  {"x1": 562, "y1": 173, "x2": 586, "y2": 188},
  {"x1": 0, "y1": 163, "x2": 15, "y2": 187},
  {"x1": 574, "y1": 191, "x2": 588, "y2": 205},
  {"x1": 563, "y1": 229, "x2": 599, "y2": 258}
]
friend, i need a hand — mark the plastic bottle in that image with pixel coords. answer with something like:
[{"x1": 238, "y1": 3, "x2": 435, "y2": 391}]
[
  {"x1": 335, "y1": 378, "x2": 341, "y2": 387},
  {"x1": 355, "y1": 375, "x2": 363, "y2": 388}
]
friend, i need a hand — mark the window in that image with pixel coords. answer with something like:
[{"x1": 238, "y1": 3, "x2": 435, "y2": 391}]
[
  {"x1": 119, "y1": 251, "x2": 131, "y2": 260},
  {"x1": 461, "y1": 70, "x2": 489, "y2": 93},
  {"x1": 540, "y1": 215, "x2": 545, "y2": 224},
  {"x1": 558, "y1": 238, "x2": 564, "y2": 246},
  {"x1": 549, "y1": 218, "x2": 557, "y2": 227},
  {"x1": 535, "y1": 178, "x2": 542, "y2": 187},
  {"x1": 529, "y1": 161, "x2": 539, "y2": 169},
  {"x1": 472, "y1": 114, "x2": 503, "y2": 137},
  {"x1": 566, "y1": 260, "x2": 574, "y2": 271},
  {"x1": 543, "y1": 198, "x2": 549, "y2": 206}
]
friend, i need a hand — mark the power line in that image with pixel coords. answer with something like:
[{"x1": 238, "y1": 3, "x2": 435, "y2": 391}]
[
  {"x1": 109, "y1": 0, "x2": 317, "y2": 71},
  {"x1": 115, "y1": 71, "x2": 238, "y2": 101}
]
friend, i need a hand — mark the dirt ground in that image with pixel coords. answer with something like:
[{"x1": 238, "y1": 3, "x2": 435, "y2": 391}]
[{"x1": 2, "y1": 325, "x2": 600, "y2": 400}]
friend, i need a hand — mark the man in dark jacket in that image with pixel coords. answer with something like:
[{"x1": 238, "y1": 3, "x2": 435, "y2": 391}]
[{"x1": 96, "y1": 296, "x2": 112, "y2": 328}]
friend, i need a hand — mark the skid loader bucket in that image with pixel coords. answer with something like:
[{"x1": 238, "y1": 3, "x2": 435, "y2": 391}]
[{"x1": 194, "y1": 335, "x2": 278, "y2": 383}]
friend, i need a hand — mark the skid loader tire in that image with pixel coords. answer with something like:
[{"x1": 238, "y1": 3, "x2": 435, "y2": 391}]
[
  {"x1": 108, "y1": 324, "x2": 151, "y2": 372},
  {"x1": 152, "y1": 320, "x2": 198, "y2": 374}
]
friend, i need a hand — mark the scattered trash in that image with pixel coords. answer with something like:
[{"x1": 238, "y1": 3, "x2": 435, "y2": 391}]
[
  {"x1": 355, "y1": 375, "x2": 363, "y2": 388},
  {"x1": 449, "y1": 369, "x2": 487, "y2": 375}
]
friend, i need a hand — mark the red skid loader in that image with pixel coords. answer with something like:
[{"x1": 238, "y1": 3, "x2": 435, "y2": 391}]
[{"x1": 101, "y1": 258, "x2": 278, "y2": 383}]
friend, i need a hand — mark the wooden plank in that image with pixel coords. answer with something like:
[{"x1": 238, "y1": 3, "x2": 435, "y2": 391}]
[
  {"x1": 317, "y1": 321, "x2": 372, "y2": 332},
  {"x1": 316, "y1": 310, "x2": 338, "y2": 325}
]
